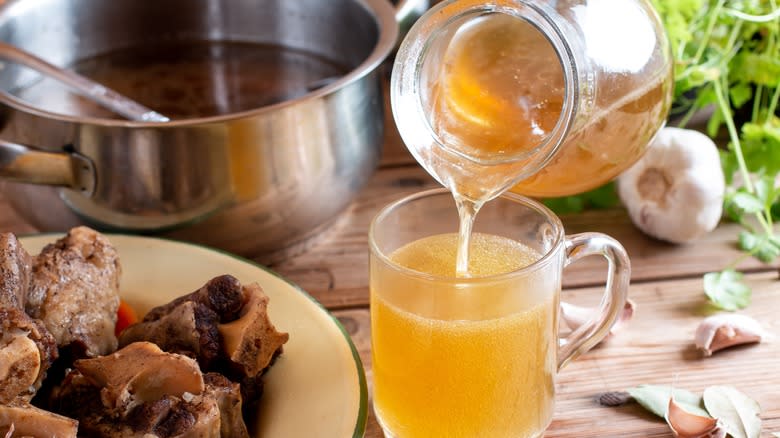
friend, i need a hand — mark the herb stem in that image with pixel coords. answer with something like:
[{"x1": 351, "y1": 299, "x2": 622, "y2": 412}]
[
  {"x1": 693, "y1": 0, "x2": 727, "y2": 65},
  {"x1": 726, "y1": 251, "x2": 753, "y2": 270},
  {"x1": 752, "y1": 86, "x2": 763, "y2": 123},
  {"x1": 713, "y1": 79, "x2": 752, "y2": 193},
  {"x1": 767, "y1": 85, "x2": 780, "y2": 123}
]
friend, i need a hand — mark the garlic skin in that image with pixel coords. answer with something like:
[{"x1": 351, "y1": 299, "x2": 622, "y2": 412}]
[
  {"x1": 666, "y1": 398, "x2": 726, "y2": 438},
  {"x1": 561, "y1": 299, "x2": 636, "y2": 334},
  {"x1": 617, "y1": 127, "x2": 725, "y2": 244},
  {"x1": 695, "y1": 314, "x2": 768, "y2": 356}
]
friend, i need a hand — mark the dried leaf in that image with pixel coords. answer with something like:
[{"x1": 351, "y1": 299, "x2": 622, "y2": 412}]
[
  {"x1": 702, "y1": 386, "x2": 761, "y2": 438},
  {"x1": 627, "y1": 385, "x2": 709, "y2": 418}
]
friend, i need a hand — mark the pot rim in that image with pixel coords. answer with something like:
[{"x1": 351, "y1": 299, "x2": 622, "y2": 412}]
[{"x1": 0, "y1": 0, "x2": 399, "y2": 128}]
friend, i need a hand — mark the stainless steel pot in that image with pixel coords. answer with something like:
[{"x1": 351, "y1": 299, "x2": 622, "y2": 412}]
[{"x1": 0, "y1": 0, "x2": 426, "y2": 261}]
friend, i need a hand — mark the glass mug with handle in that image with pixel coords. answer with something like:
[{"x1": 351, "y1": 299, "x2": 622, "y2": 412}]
[{"x1": 369, "y1": 188, "x2": 630, "y2": 438}]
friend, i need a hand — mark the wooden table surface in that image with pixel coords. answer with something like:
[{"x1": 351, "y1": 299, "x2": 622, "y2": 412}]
[{"x1": 1, "y1": 90, "x2": 779, "y2": 437}]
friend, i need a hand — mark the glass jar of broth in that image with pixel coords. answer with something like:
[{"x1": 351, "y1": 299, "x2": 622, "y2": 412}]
[{"x1": 391, "y1": 0, "x2": 673, "y2": 202}]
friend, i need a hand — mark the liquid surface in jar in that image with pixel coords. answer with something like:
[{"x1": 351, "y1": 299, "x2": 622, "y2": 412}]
[
  {"x1": 371, "y1": 232, "x2": 555, "y2": 438},
  {"x1": 511, "y1": 71, "x2": 670, "y2": 196},
  {"x1": 14, "y1": 41, "x2": 350, "y2": 119},
  {"x1": 423, "y1": 12, "x2": 671, "y2": 198},
  {"x1": 427, "y1": 13, "x2": 565, "y2": 168}
]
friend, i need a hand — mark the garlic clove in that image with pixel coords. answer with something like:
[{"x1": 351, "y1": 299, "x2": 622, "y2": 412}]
[
  {"x1": 561, "y1": 299, "x2": 636, "y2": 333},
  {"x1": 694, "y1": 314, "x2": 768, "y2": 356},
  {"x1": 666, "y1": 398, "x2": 725, "y2": 438}
]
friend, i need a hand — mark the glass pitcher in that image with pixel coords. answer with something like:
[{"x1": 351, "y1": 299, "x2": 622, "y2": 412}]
[{"x1": 391, "y1": 0, "x2": 674, "y2": 202}]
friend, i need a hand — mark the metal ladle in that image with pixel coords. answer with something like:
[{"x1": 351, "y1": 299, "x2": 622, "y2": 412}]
[{"x1": 0, "y1": 42, "x2": 169, "y2": 122}]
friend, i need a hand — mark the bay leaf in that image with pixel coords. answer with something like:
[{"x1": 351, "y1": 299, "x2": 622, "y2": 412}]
[
  {"x1": 626, "y1": 385, "x2": 709, "y2": 418},
  {"x1": 702, "y1": 386, "x2": 761, "y2": 438}
]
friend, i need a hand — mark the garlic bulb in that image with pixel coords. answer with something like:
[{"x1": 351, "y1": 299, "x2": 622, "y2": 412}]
[{"x1": 617, "y1": 127, "x2": 725, "y2": 243}]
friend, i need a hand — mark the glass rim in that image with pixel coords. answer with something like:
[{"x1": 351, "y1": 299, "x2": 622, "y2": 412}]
[{"x1": 368, "y1": 187, "x2": 566, "y2": 284}]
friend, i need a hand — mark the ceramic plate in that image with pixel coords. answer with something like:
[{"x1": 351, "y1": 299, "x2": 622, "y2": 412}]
[{"x1": 20, "y1": 234, "x2": 368, "y2": 438}]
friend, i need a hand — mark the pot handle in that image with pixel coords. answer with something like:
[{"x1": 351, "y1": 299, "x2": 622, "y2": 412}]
[
  {"x1": 0, "y1": 140, "x2": 95, "y2": 196},
  {"x1": 395, "y1": 0, "x2": 430, "y2": 43}
]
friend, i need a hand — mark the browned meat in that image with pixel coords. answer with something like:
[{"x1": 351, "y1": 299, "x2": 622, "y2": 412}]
[
  {"x1": 0, "y1": 402, "x2": 77, "y2": 438},
  {"x1": 27, "y1": 226, "x2": 121, "y2": 357},
  {"x1": 119, "y1": 300, "x2": 222, "y2": 369},
  {"x1": 0, "y1": 233, "x2": 32, "y2": 310},
  {"x1": 143, "y1": 274, "x2": 246, "y2": 323},
  {"x1": 0, "y1": 307, "x2": 58, "y2": 405},
  {"x1": 119, "y1": 276, "x2": 289, "y2": 405},
  {"x1": 52, "y1": 342, "x2": 222, "y2": 437},
  {"x1": 203, "y1": 373, "x2": 249, "y2": 438}
]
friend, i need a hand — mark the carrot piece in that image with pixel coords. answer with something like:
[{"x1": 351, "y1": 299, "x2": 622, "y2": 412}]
[{"x1": 115, "y1": 299, "x2": 139, "y2": 337}]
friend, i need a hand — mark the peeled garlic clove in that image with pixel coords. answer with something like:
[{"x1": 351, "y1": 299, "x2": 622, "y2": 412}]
[
  {"x1": 694, "y1": 314, "x2": 768, "y2": 357},
  {"x1": 561, "y1": 299, "x2": 636, "y2": 333},
  {"x1": 666, "y1": 398, "x2": 725, "y2": 438}
]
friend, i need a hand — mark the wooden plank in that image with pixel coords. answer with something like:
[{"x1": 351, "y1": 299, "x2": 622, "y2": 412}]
[
  {"x1": 272, "y1": 164, "x2": 779, "y2": 309},
  {"x1": 333, "y1": 271, "x2": 780, "y2": 437},
  {"x1": 2, "y1": 163, "x2": 777, "y2": 309}
]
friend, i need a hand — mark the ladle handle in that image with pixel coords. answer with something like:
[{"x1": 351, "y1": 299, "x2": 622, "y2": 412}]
[
  {"x1": 0, "y1": 140, "x2": 95, "y2": 195},
  {"x1": 0, "y1": 42, "x2": 168, "y2": 122}
]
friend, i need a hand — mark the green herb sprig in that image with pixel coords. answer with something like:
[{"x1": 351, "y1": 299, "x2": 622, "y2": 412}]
[{"x1": 650, "y1": 0, "x2": 780, "y2": 310}]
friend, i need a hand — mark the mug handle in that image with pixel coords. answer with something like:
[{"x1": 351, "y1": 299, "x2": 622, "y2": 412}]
[{"x1": 557, "y1": 232, "x2": 630, "y2": 370}]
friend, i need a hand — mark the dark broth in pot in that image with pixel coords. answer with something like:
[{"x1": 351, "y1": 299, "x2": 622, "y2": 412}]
[{"x1": 14, "y1": 41, "x2": 351, "y2": 119}]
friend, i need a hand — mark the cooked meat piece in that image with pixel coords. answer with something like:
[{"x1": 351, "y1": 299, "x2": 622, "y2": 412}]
[
  {"x1": 52, "y1": 343, "x2": 224, "y2": 437},
  {"x1": 0, "y1": 402, "x2": 78, "y2": 438},
  {"x1": 144, "y1": 275, "x2": 246, "y2": 323},
  {"x1": 219, "y1": 283, "x2": 289, "y2": 379},
  {"x1": 0, "y1": 307, "x2": 58, "y2": 404},
  {"x1": 119, "y1": 276, "x2": 289, "y2": 406},
  {"x1": 0, "y1": 233, "x2": 32, "y2": 310},
  {"x1": 74, "y1": 342, "x2": 205, "y2": 416},
  {"x1": 27, "y1": 226, "x2": 121, "y2": 357},
  {"x1": 119, "y1": 301, "x2": 222, "y2": 369},
  {"x1": 204, "y1": 373, "x2": 249, "y2": 438}
]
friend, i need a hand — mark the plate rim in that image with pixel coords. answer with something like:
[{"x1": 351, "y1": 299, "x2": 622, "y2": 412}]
[{"x1": 19, "y1": 231, "x2": 368, "y2": 438}]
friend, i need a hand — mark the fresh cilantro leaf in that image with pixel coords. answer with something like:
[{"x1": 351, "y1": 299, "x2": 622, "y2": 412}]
[
  {"x1": 729, "y1": 82, "x2": 754, "y2": 109},
  {"x1": 541, "y1": 183, "x2": 618, "y2": 215},
  {"x1": 737, "y1": 230, "x2": 760, "y2": 252},
  {"x1": 584, "y1": 182, "x2": 619, "y2": 209},
  {"x1": 740, "y1": 122, "x2": 780, "y2": 174},
  {"x1": 703, "y1": 269, "x2": 752, "y2": 311},
  {"x1": 738, "y1": 231, "x2": 780, "y2": 262},
  {"x1": 728, "y1": 191, "x2": 765, "y2": 214},
  {"x1": 754, "y1": 175, "x2": 779, "y2": 208},
  {"x1": 542, "y1": 196, "x2": 584, "y2": 215},
  {"x1": 732, "y1": 52, "x2": 780, "y2": 87},
  {"x1": 720, "y1": 149, "x2": 739, "y2": 186}
]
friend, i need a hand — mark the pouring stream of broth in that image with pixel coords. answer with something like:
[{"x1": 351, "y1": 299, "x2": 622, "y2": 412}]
[{"x1": 426, "y1": 14, "x2": 566, "y2": 276}]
